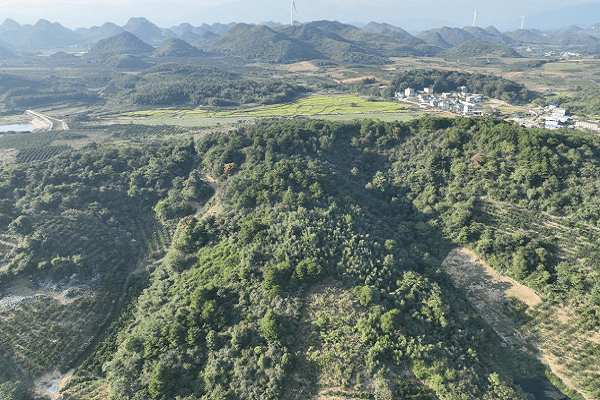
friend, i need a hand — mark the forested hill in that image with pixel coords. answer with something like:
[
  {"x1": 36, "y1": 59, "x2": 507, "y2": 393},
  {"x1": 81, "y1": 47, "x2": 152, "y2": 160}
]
[
  {"x1": 2, "y1": 117, "x2": 600, "y2": 398},
  {"x1": 43, "y1": 117, "x2": 595, "y2": 400}
]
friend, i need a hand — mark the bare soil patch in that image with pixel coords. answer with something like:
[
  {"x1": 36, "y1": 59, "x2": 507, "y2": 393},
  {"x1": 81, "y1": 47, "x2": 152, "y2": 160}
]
[
  {"x1": 341, "y1": 75, "x2": 376, "y2": 84},
  {"x1": 288, "y1": 61, "x2": 319, "y2": 72},
  {"x1": 442, "y1": 248, "x2": 599, "y2": 400},
  {"x1": 34, "y1": 368, "x2": 75, "y2": 399},
  {"x1": 442, "y1": 248, "x2": 540, "y2": 340}
]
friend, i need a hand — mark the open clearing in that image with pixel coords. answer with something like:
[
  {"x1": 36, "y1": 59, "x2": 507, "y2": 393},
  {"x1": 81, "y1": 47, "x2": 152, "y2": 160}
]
[{"x1": 442, "y1": 248, "x2": 600, "y2": 400}]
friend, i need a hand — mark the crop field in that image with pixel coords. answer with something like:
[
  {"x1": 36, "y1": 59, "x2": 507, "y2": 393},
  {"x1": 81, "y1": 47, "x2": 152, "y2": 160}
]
[{"x1": 113, "y1": 94, "x2": 416, "y2": 127}]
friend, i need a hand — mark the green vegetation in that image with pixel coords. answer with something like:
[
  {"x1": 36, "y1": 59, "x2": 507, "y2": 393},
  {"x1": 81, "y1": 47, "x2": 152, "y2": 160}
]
[
  {"x1": 0, "y1": 73, "x2": 99, "y2": 111},
  {"x1": 117, "y1": 94, "x2": 412, "y2": 122},
  {"x1": 108, "y1": 63, "x2": 308, "y2": 107},
  {"x1": 61, "y1": 118, "x2": 560, "y2": 400},
  {"x1": 549, "y1": 85, "x2": 600, "y2": 118},
  {"x1": 383, "y1": 69, "x2": 530, "y2": 103},
  {"x1": 441, "y1": 38, "x2": 521, "y2": 58},
  {"x1": 3, "y1": 105, "x2": 600, "y2": 398},
  {"x1": 0, "y1": 135, "x2": 211, "y2": 389}
]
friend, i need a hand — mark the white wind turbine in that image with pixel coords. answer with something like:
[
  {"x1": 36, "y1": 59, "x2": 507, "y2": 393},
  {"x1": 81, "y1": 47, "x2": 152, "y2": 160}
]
[
  {"x1": 472, "y1": 8, "x2": 477, "y2": 27},
  {"x1": 290, "y1": 0, "x2": 297, "y2": 26},
  {"x1": 520, "y1": 16, "x2": 525, "y2": 30}
]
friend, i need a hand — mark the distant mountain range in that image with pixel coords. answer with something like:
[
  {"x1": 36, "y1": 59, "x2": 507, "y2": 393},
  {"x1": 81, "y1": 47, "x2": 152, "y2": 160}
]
[
  {"x1": 2, "y1": 16, "x2": 600, "y2": 66},
  {"x1": 526, "y1": 2, "x2": 600, "y2": 31}
]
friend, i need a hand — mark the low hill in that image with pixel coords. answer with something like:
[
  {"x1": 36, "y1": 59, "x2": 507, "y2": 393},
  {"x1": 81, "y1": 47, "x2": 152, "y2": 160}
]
[
  {"x1": 152, "y1": 38, "x2": 204, "y2": 58},
  {"x1": 86, "y1": 31, "x2": 154, "y2": 59},
  {"x1": 294, "y1": 20, "x2": 435, "y2": 56},
  {"x1": 441, "y1": 38, "x2": 521, "y2": 58},
  {"x1": 0, "y1": 19, "x2": 82, "y2": 49},
  {"x1": 362, "y1": 22, "x2": 413, "y2": 39},
  {"x1": 53, "y1": 116, "x2": 600, "y2": 400},
  {"x1": 195, "y1": 31, "x2": 220, "y2": 47},
  {"x1": 82, "y1": 22, "x2": 125, "y2": 44},
  {"x1": 462, "y1": 26, "x2": 515, "y2": 45},
  {"x1": 48, "y1": 51, "x2": 78, "y2": 61},
  {"x1": 104, "y1": 54, "x2": 151, "y2": 69},
  {"x1": 276, "y1": 23, "x2": 389, "y2": 64},
  {"x1": 416, "y1": 31, "x2": 452, "y2": 48},
  {"x1": 180, "y1": 31, "x2": 201, "y2": 45},
  {"x1": 417, "y1": 26, "x2": 474, "y2": 46},
  {"x1": 208, "y1": 23, "x2": 323, "y2": 63},
  {"x1": 122, "y1": 17, "x2": 165, "y2": 45},
  {"x1": 0, "y1": 45, "x2": 16, "y2": 58},
  {"x1": 555, "y1": 33, "x2": 599, "y2": 45},
  {"x1": 505, "y1": 29, "x2": 550, "y2": 44},
  {"x1": 170, "y1": 22, "x2": 196, "y2": 36}
]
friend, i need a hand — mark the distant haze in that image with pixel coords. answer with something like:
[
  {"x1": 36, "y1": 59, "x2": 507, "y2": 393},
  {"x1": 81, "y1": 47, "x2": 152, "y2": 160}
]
[{"x1": 1, "y1": 0, "x2": 599, "y2": 31}]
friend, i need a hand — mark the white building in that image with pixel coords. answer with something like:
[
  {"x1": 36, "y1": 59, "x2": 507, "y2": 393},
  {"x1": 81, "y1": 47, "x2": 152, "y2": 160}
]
[
  {"x1": 575, "y1": 121, "x2": 600, "y2": 131},
  {"x1": 405, "y1": 88, "x2": 415, "y2": 97}
]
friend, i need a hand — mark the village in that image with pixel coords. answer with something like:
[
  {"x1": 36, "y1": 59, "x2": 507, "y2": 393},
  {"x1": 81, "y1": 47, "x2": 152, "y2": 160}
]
[
  {"x1": 395, "y1": 85, "x2": 600, "y2": 133},
  {"x1": 395, "y1": 86, "x2": 486, "y2": 116},
  {"x1": 514, "y1": 104, "x2": 600, "y2": 132}
]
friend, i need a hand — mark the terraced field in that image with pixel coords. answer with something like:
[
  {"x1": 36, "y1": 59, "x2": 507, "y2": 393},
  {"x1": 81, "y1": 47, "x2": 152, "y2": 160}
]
[{"x1": 114, "y1": 94, "x2": 418, "y2": 127}]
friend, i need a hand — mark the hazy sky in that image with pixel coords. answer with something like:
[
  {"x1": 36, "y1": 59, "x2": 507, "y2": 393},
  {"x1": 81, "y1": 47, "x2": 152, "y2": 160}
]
[{"x1": 0, "y1": 0, "x2": 597, "y2": 31}]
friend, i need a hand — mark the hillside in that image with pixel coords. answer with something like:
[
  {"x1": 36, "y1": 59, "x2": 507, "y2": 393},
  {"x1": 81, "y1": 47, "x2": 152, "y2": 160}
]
[
  {"x1": 505, "y1": 29, "x2": 550, "y2": 44},
  {"x1": 0, "y1": 19, "x2": 82, "y2": 49},
  {"x1": 122, "y1": 17, "x2": 166, "y2": 45},
  {"x1": 462, "y1": 26, "x2": 515, "y2": 45},
  {"x1": 207, "y1": 23, "x2": 323, "y2": 63},
  {"x1": 38, "y1": 116, "x2": 597, "y2": 400},
  {"x1": 81, "y1": 22, "x2": 125, "y2": 44},
  {"x1": 86, "y1": 31, "x2": 154, "y2": 60},
  {"x1": 54, "y1": 118, "x2": 538, "y2": 400},
  {"x1": 0, "y1": 137, "x2": 199, "y2": 396},
  {"x1": 1, "y1": 115, "x2": 600, "y2": 399},
  {"x1": 441, "y1": 38, "x2": 521, "y2": 58},
  {"x1": 0, "y1": 45, "x2": 15, "y2": 59},
  {"x1": 417, "y1": 26, "x2": 474, "y2": 46},
  {"x1": 152, "y1": 38, "x2": 204, "y2": 58},
  {"x1": 282, "y1": 20, "x2": 437, "y2": 58},
  {"x1": 362, "y1": 22, "x2": 413, "y2": 39}
]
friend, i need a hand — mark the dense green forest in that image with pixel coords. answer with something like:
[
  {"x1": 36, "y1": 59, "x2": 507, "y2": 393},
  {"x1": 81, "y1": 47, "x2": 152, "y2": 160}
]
[
  {"x1": 57, "y1": 118, "x2": 544, "y2": 400},
  {"x1": 107, "y1": 64, "x2": 309, "y2": 107},
  {"x1": 0, "y1": 64, "x2": 309, "y2": 113},
  {"x1": 0, "y1": 73, "x2": 100, "y2": 111},
  {"x1": 0, "y1": 136, "x2": 212, "y2": 398},
  {"x1": 2, "y1": 116, "x2": 600, "y2": 399}
]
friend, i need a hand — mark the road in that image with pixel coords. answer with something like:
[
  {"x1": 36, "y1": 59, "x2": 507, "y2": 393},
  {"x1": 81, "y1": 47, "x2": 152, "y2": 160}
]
[{"x1": 26, "y1": 110, "x2": 69, "y2": 131}]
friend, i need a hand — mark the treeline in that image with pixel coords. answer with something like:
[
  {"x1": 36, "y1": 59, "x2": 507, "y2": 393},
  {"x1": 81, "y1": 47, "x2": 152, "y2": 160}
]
[
  {"x1": 108, "y1": 64, "x2": 309, "y2": 107},
  {"x1": 0, "y1": 73, "x2": 99, "y2": 111},
  {"x1": 381, "y1": 69, "x2": 530, "y2": 103}
]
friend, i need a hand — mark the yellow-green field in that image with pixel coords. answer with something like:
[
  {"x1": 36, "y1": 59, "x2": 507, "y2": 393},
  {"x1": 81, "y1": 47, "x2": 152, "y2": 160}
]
[{"x1": 113, "y1": 94, "x2": 417, "y2": 127}]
